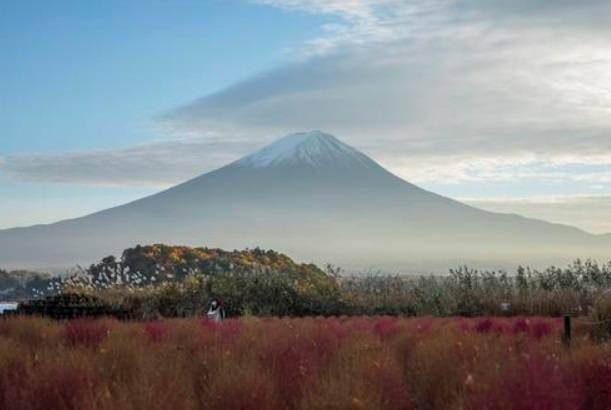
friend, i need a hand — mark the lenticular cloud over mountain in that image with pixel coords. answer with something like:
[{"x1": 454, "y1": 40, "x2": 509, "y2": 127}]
[{"x1": 0, "y1": 131, "x2": 609, "y2": 271}]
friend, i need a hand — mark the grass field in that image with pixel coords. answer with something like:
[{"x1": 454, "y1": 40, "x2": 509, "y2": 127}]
[{"x1": 0, "y1": 316, "x2": 609, "y2": 409}]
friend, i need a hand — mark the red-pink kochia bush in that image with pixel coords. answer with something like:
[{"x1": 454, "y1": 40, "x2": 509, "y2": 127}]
[
  {"x1": 411, "y1": 317, "x2": 435, "y2": 333},
  {"x1": 373, "y1": 316, "x2": 402, "y2": 340},
  {"x1": 258, "y1": 319, "x2": 336, "y2": 406},
  {"x1": 1, "y1": 316, "x2": 609, "y2": 410},
  {"x1": 474, "y1": 318, "x2": 495, "y2": 333},
  {"x1": 143, "y1": 321, "x2": 168, "y2": 343},
  {"x1": 2, "y1": 363, "x2": 99, "y2": 410},
  {"x1": 455, "y1": 317, "x2": 502, "y2": 334},
  {"x1": 64, "y1": 319, "x2": 109, "y2": 348},
  {"x1": 467, "y1": 352, "x2": 581, "y2": 410},
  {"x1": 530, "y1": 320, "x2": 553, "y2": 340},
  {"x1": 342, "y1": 316, "x2": 372, "y2": 334},
  {"x1": 473, "y1": 318, "x2": 514, "y2": 334},
  {"x1": 578, "y1": 362, "x2": 611, "y2": 410},
  {"x1": 218, "y1": 318, "x2": 243, "y2": 342},
  {"x1": 373, "y1": 356, "x2": 412, "y2": 409},
  {"x1": 199, "y1": 317, "x2": 243, "y2": 347},
  {"x1": 510, "y1": 317, "x2": 557, "y2": 339},
  {"x1": 200, "y1": 317, "x2": 220, "y2": 332},
  {"x1": 301, "y1": 336, "x2": 411, "y2": 410},
  {"x1": 204, "y1": 360, "x2": 278, "y2": 410},
  {"x1": 0, "y1": 320, "x2": 9, "y2": 337},
  {"x1": 513, "y1": 318, "x2": 530, "y2": 334},
  {"x1": 314, "y1": 317, "x2": 348, "y2": 345}
]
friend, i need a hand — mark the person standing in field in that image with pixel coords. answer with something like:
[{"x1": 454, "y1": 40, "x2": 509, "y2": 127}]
[{"x1": 206, "y1": 298, "x2": 225, "y2": 323}]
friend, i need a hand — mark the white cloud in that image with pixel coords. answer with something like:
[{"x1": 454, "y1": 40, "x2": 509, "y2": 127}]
[
  {"x1": 0, "y1": 138, "x2": 261, "y2": 187},
  {"x1": 167, "y1": 1, "x2": 611, "y2": 174}
]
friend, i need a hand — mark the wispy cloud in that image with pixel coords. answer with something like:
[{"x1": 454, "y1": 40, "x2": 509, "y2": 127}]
[
  {"x1": 163, "y1": 1, "x2": 611, "y2": 189},
  {"x1": 0, "y1": 138, "x2": 260, "y2": 187}
]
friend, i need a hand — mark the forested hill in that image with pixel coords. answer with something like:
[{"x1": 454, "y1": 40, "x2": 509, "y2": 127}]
[
  {"x1": 87, "y1": 244, "x2": 329, "y2": 284},
  {"x1": 4, "y1": 244, "x2": 337, "y2": 301}
]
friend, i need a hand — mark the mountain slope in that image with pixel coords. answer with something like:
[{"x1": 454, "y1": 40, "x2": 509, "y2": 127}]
[{"x1": 1, "y1": 131, "x2": 609, "y2": 270}]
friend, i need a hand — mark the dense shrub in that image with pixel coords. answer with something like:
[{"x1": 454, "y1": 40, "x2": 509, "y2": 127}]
[
  {"x1": 341, "y1": 260, "x2": 611, "y2": 318},
  {"x1": 9, "y1": 251, "x2": 611, "y2": 320},
  {"x1": 12, "y1": 245, "x2": 341, "y2": 319}
]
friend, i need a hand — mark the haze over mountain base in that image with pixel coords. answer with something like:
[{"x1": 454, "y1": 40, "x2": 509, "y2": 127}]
[{"x1": 1, "y1": 131, "x2": 609, "y2": 272}]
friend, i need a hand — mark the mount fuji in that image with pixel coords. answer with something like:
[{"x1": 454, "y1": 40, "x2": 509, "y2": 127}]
[{"x1": 1, "y1": 131, "x2": 609, "y2": 271}]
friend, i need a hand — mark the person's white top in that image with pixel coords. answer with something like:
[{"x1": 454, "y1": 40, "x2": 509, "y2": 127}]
[{"x1": 207, "y1": 307, "x2": 223, "y2": 322}]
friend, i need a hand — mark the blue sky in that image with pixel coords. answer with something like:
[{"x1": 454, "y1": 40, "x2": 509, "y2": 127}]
[
  {"x1": 1, "y1": 0, "x2": 326, "y2": 154},
  {"x1": 1, "y1": 0, "x2": 330, "y2": 225},
  {"x1": 2, "y1": 0, "x2": 611, "y2": 233}
]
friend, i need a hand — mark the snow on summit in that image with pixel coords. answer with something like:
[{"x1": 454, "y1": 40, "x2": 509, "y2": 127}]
[{"x1": 236, "y1": 131, "x2": 377, "y2": 169}]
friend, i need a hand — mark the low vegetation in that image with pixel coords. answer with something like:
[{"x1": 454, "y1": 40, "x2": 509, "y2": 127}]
[
  {"x1": 0, "y1": 316, "x2": 609, "y2": 410},
  {"x1": 341, "y1": 260, "x2": 611, "y2": 317},
  {"x1": 4, "y1": 246, "x2": 611, "y2": 338},
  {"x1": 3, "y1": 246, "x2": 611, "y2": 408}
]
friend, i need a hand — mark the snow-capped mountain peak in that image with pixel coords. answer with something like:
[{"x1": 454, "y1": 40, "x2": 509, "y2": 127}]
[{"x1": 235, "y1": 131, "x2": 377, "y2": 169}]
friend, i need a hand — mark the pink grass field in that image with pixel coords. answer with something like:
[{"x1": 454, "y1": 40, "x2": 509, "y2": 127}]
[{"x1": 0, "y1": 316, "x2": 609, "y2": 410}]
